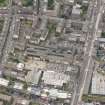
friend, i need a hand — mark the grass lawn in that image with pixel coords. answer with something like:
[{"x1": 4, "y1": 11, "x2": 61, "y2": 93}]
[
  {"x1": 21, "y1": 19, "x2": 32, "y2": 27},
  {"x1": 0, "y1": 0, "x2": 8, "y2": 7},
  {"x1": 22, "y1": 0, "x2": 33, "y2": 7},
  {"x1": 82, "y1": 94, "x2": 105, "y2": 102},
  {"x1": 25, "y1": 20, "x2": 32, "y2": 27},
  {"x1": 101, "y1": 32, "x2": 105, "y2": 38},
  {"x1": 0, "y1": 19, "x2": 4, "y2": 31},
  {"x1": 48, "y1": 0, "x2": 54, "y2": 10}
]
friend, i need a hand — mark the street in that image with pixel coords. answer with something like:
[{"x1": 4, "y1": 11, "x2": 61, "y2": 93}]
[{"x1": 71, "y1": 0, "x2": 104, "y2": 105}]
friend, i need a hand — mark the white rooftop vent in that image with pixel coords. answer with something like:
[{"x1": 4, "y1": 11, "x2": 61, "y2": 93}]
[
  {"x1": 26, "y1": 36, "x2": 30, "y2": 39},
  {"x1": 16, "y1": 63, "x2": 24, "y2": 71},
  {"x1": 0, "y1": 78, "x2": 9, "y2": 87},
  {"x1": 13, "y1": 34, "x2": 18, "y2": 39}
]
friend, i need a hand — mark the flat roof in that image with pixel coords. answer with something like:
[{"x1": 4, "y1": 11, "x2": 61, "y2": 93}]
[
  {"x1": 0, "y1": 93, "x2": 11, "y2": 102},
  {"x1": 72, "y1": 4, "x2": 81, "y2": 15},
  {"x1": 0, "y1": 101, "x2": 3, "y2": 105},
  {"x1": 0, "y1": 78, "x2": 9, "y2": 87},
  {"x1": 98, "y1": 38, "x2": 105, "y2": 42},
  {"x1": 91, "y1": 71, "x2": 105, "y2": 95},
  {"x1": 25, "y1": 69, "x2": 41, "y2": 84},
  {"x1": 42, "y1": 71, "x2": 70, "y2": 87}
]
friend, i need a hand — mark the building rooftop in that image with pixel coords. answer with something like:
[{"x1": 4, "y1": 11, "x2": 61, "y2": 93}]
[
  {"x1": 0, "y1": 101, "x2": 3, "y2": 105},
  {"x1": 0, "y1": 93, "x2": 11, "y2": 102},
  {"x1": 97, "y1": 38, "x2": 105, "y2": 43},
  {"x1": 91, "y1": 71, "x2": 105, "y2": 95},
  {"x1": 83, "y1": 103, "x2": 94, "y2": 105},
  {"x1": 25, "y1": 69, "x2": 42, "y2": 85},
  {"x1": 0, "y1": 78, "x2": 9, "y2": 87},
  {"x1": 72, "y1": 4, "x2": 81, "y2": 15},
  {"x1": 42, "y1": 71, "x2": 70, "y2": 87},
  {"x1": 67, "y1": 0, "x2": 74, "y2": 3},
  {"x1": 41, "y1": 88, "x2": 71, "y2": 99},
  {"x1": 27, "y1": 87, "x2": 41, "y2": 96},
  {"x1": 12, "y1": 97, "x2": 30, "y2": 105}
]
